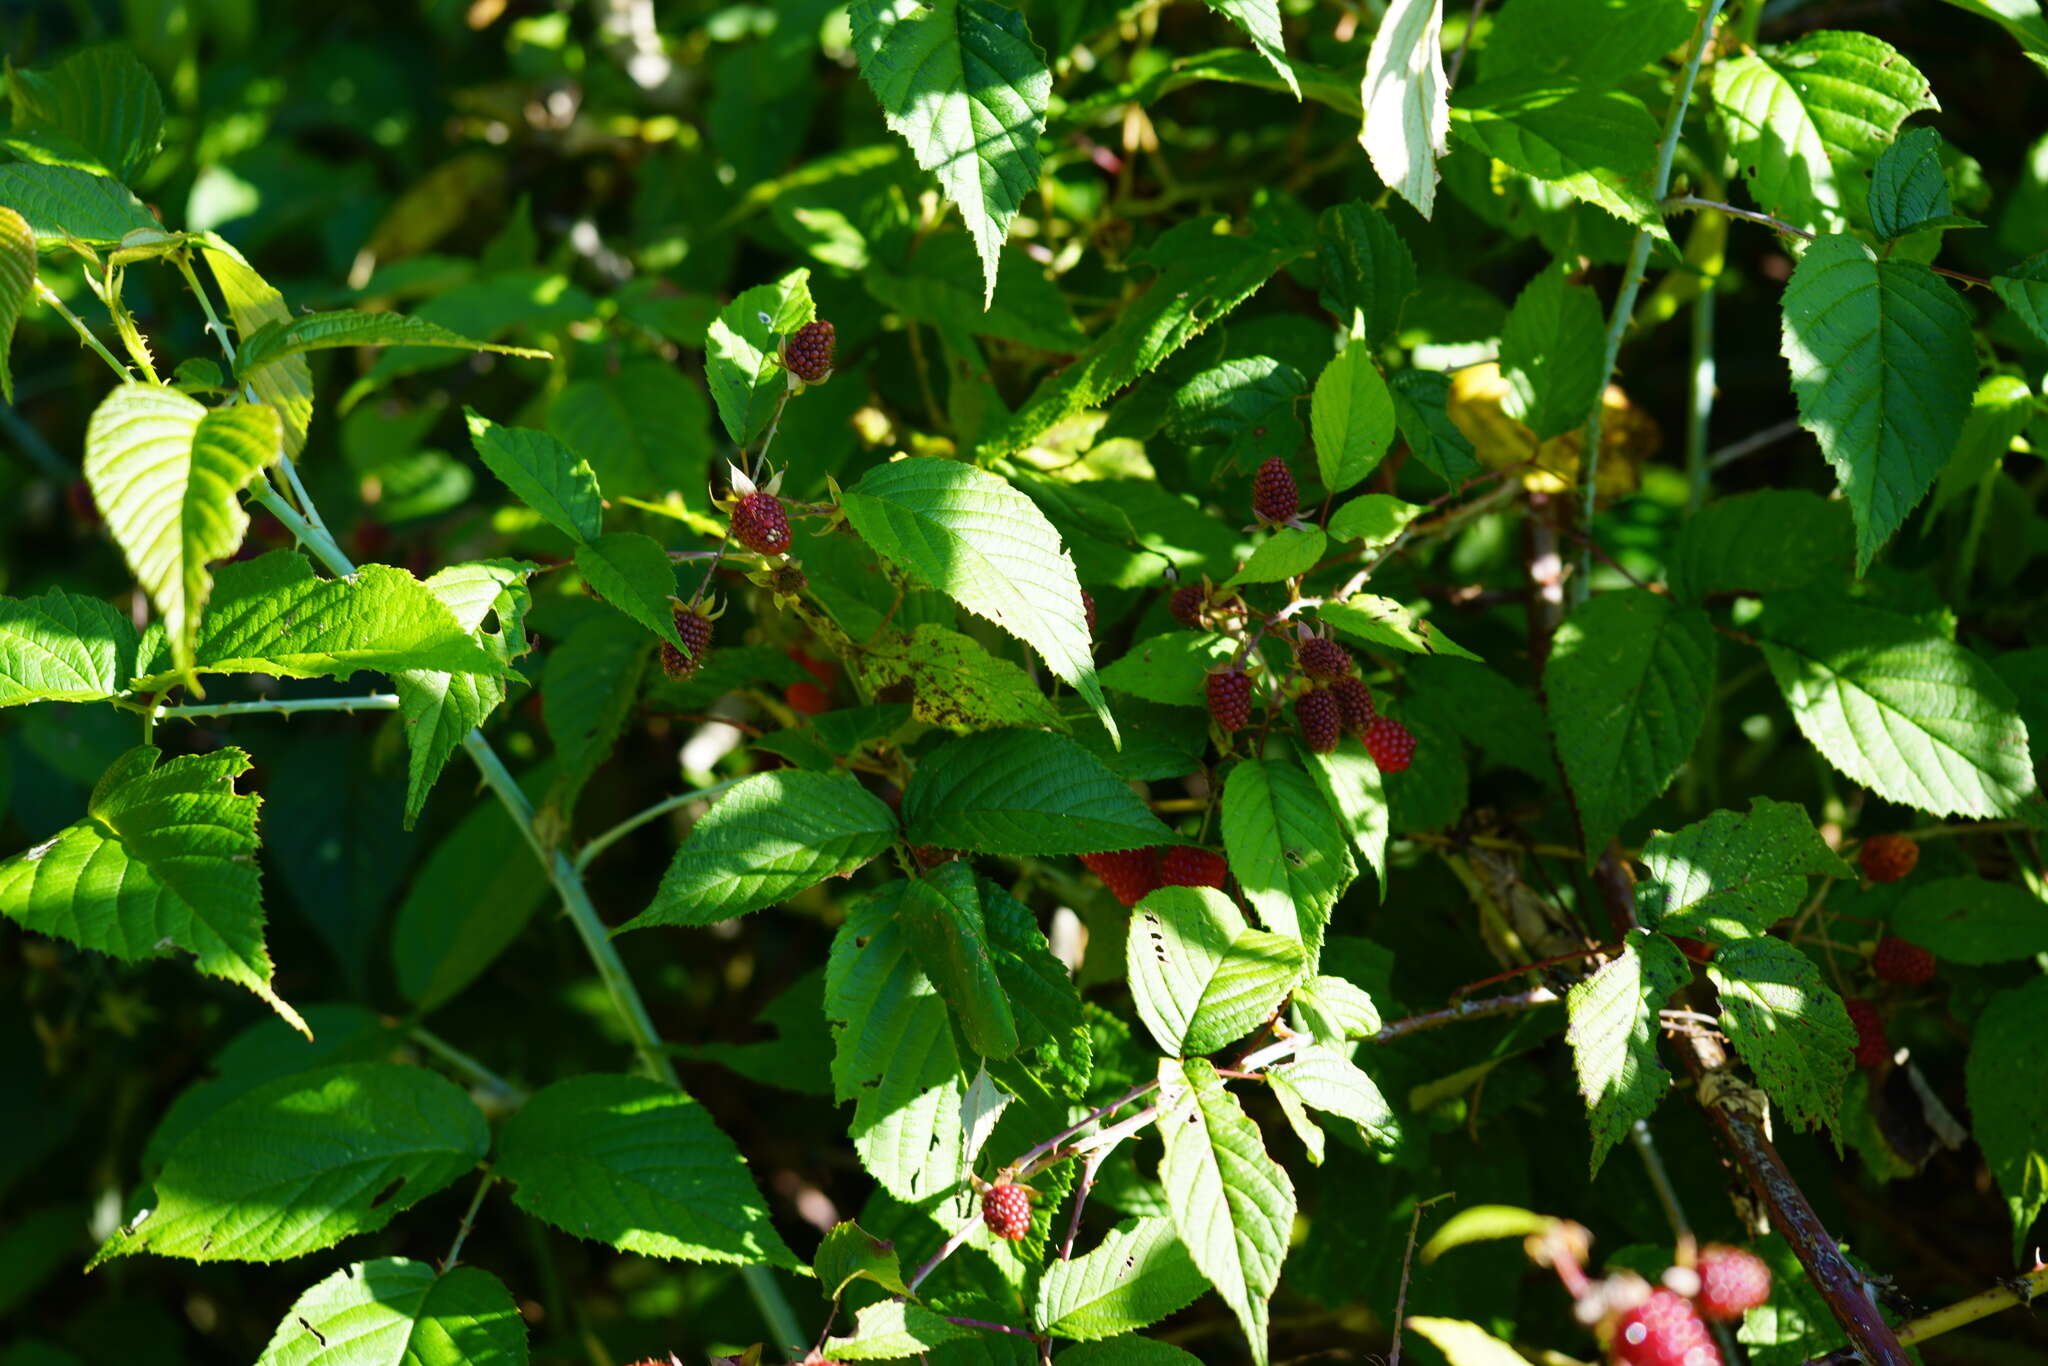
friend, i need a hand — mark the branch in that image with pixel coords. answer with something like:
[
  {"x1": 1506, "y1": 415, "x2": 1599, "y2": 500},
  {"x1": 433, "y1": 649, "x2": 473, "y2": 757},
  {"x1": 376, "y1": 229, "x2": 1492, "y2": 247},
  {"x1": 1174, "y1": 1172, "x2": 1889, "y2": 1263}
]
[
  {"x1": 151, "y1": 692, "x2": 401, "y2": 722},
  {"x1": 1801, "y1": 1264, "x2": 2048, "y2": 1365}
]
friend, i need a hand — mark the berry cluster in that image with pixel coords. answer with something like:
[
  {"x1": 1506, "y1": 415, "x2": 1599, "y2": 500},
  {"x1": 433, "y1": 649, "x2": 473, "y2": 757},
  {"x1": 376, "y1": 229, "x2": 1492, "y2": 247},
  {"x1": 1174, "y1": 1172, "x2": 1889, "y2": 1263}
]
[
  {"x1": 1170, "y1": 582, "x2": 1208, "y2": 628},
  {"x1": 1206, "y1": 668, "x2": 1254, "y2": 732},
  {"x1": 1252, "y1": 456, "x2": 1298, "y2": 525},
  {"x1": 982, "y1": 1182, "x2": 1031, "y2": 1240},
  {"x1": 1872, "y1": 935, "x2": 1934, "y2": 985},
  {"x1": 661, "y1": 603, "x2": 716, "y2": 680},
  {"x1": 1080, "y1": 845, "x2": 1229, "y2": 905},
  {"x1": 1602, "y1": 1246, "x2": 1766, "y2": 1366},
  {"x1": 1296, "y1": 688, "x2": 1341, "y2": 754},
  {"x1": 731, "y1": 490, "x2": 791, "y2": 556},
  {"x1": 1692, "y1": 1245, "x2": 1772, "y2": 1323},
  {"x1": 782, "y1": 318, "x2": 835, "y2": 383},
  {"x1": 1611, "y1": 1289, "x2": 1720, "y2": 1366}
]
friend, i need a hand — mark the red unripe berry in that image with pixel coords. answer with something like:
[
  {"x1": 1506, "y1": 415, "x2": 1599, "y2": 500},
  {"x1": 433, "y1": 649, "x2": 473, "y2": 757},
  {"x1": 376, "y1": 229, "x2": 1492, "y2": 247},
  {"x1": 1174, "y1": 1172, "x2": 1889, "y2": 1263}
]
[
  {"x1": 730, "y1": 490, "x2": 792, "y2": 556},
  {"x1": 1612, "y1": 1289, "x2": 1722, "y2": 1366},
  {"x1": 1296, "y1": 688, "x2": 1342, "y2": 754},
  {"x1": 1296, "y1": 636, "x2": 1352, "y2": 680},
  {"x1": 1362, "y1": 715, "x2": 1416, "y2": 773},
  {"x1": 983, "y1": 1182, "x2": 1031, "y2": 1240},
  {"x1": 783, "y1": 319, "x2": 835, "y2": 383},
  {"x1": 1872, "y1": 935, "x2": 1934, "y2": 985},
  {"x1": 662, "y1": 606, "x2": 714, "y2": 680},
  {"x1": 1169, "y1": 584, "x2": 1206, "y2": 629},
  {"x1": 1845, "y1": 998, "x2": 1889, "y2": 1068},
  {"x1": 785, "y1": 681, "x2": 830, "y2": 715},
  {"x1": 1330, "y1": 676, "x2": 1376, "y2": 732},
  {"x1": 1694, "y1": 1245, "x2": 1772, "y2": 1322},
  {"x1": 1079, "y1": 849, "x2": 1160, "y2": 907},
  {"x1": 1858, "y1": 833, "x2": 1918, "y2": 883},
  {"x1": 1206, "y1": 669, "x2": 1253, "y2": 732},
  {"x1": 1252, "y1": 456, "x2": 1298, "y2": 525},
  {"x1": 1160, "y1": 846, "x2": 1228, "y2": 889},
  {"x1": 788, "y1": 648, "x2": 834, "y2": 687}
]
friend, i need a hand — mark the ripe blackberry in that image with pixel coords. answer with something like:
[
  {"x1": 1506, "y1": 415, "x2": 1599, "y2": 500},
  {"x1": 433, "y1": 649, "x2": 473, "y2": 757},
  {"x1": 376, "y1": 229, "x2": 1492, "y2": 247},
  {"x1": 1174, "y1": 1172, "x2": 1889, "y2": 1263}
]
[
  {"x1": 1362, "y1": 715, "x2": 1416, "y2": 773},
  {"x1": 1694, "y1": 1245, "x2": 1772, "y2": 1322},
  {"x1": 1858, "y1": 834, "x2": 1918, "y2": 883},
  {"x1": 782, "y1": 319, "x2": 835, "y2": 383},
  {"x1": 661, "y1": 605, "x2": 714, "y2": 680},
  {"x1": 1845, "y1": 998, "x2": 1889, "y2": 1068},
  {"x1": 1252, "y1": 456, "x2": 1298, "y2": 525},
  {"x1": 1170, "y1": 583, "x2": 1206, "y2": 629},
  {"x1": 1160, "y1": 846, "x2": 1228, "y2": 889},
  {"x1": 983, "y1": 1182, "x2": 1031, "y2": 1240},
  {"x1": 1206, "y1": 668, "x2": 1253, "y2": 732},
  {"x1": 1296, "y1": 636, "x2": 1352, "y2": 681},
  {"x1": 1872, "y1": 936, "x2": 1935, "y2": 985},
  {"x1": 1079, "y1": 849, "x2": 1160, "y2": 907},
  {"x1": 730, "y1": 491, "x2": 792, "y2": 556},
  {"x1": 1330, "y1": 676, "x2": 1376, "y2": 733},
  {"x1": 1611, "y1": 1289, "x2": 1721, "y2": 1366},
  {"x1": 1296, "y1": 688, "x2": 1342, "y2": 754}
]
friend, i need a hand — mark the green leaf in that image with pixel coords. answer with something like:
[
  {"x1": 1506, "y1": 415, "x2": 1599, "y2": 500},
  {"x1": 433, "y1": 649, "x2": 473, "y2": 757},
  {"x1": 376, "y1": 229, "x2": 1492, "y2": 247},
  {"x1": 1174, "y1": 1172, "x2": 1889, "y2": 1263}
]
[
  {"x1": 464, "y1": 408, "x2": 604, "y2": 543},
  {"x1": 900, "y1": 863, "x2": 1021, "y2": 1059},
  {"x1": 1408, "y1": 1318, "x2": 1534, "y2": 1366},
  {"x1": 1327, "y1": 494, "x2": 1424, "y2": 549},
  {"x1": 864, "y1": 230, "x2": 1086, "y2": 354},
  {"x1": 1479, "y1": 0, "x2": 1696, "y2": 89},
  {"x1": 549, "y1": 359, "x2": 712, "y2": 503},
  {"x1": 857, "y1": 623, "x2": 1068, "y2": 733},
  {"x1": 1965, "y1": 976, "x2": 2048, "y2": 1258},
  {"x1": 1316, "y1": 200, "x2": 1416, "y2": 344},
  {"x1": 130, "y1": 551, "x2": 514, "y2": 694},
  {"x1": 0, "y1": 746, "x2": 304, "y2": 1033},
  {"x1": 982, "y1": 877, "x2": 1092, "y2": 1097},
  {"x1": 254, "y1": 1259, "x2": 527, "y2": 1366},
  {"x1": 1667, "y1": 490, "x2": 1853, "y2": 603},
  {"x1": 0, "y1": 588, "x2": 138, "y2": 707},
  {"x1": 393, "y1": 560, "x2": 531, "y2": 827},
  {"x1": 827, "y1": 887, "x2": 966, "y2": 1202},
  {"x1": 981, "y1": 213, "x2": 1312, "y2": 457},
  {"x1": 1304, "y1": 741, "x2": 1390, "y2": 894},
  {"x1": 624, "y1": 770, "x2": 899, "y2": 930},
  {"x1": 1565, "y1": 930, "x2": 1690, "y2": 1174},
  {"x1": 815, "y1": 1220, "x2": 909, "y2": 1300},
  {"x1": 850, "y1": 0, "x2": 1050, "y2": 306},
  {"x1": 1034, "y1": 1217, "x2": 1207, "y2": 1340},
  {"x1": 1226, "y1": 527, "x2": 1326, "y2": 587},
  {"x1": 1057, "y1": 1341, "x2": 1202, "y2": 1366},
  {"x1": 0, "y1": 162, "x2": 157, "y2": 243},
  {"x1": 1989, "y1": 247, "x2": 2048, "y2": 349},
  {"x1": 1759, "y1": 593, "x2": 2036, "y2": 817},
  {"x1": 841, "y1": 457, "x2": 1112, "y2": 738},
  {"x1": 1780, "y1": 234, "x2": 1976, "y2": 570},
  {"x1": 1359, "y1": 0, "x2": 1450, "y2": 216},
  {"x1": 91, "y1": 1062, "x2": 486, "y2": 1265},
  {"x1": 1388, "y1": 368, "x2": 1483, "y2": 485},
  {"x1": 1128, "y1": 887, "x2": 1304, "y2": 1057},
  {"x1": 1201, "y1": 1, "x2": 1298, "y2": 97},
  {"x1": 1310, "y1": 342, "x2": 1396, "y2": 491},
  {"x1": 1099, "y1": 633, "x2": 1242, "y2": 708},
  {"x1": 83, "y1": 385, "x2": 280, "y2": 683},
  {"x1": 903, "y1": 729, "x2": 1171, "y2": 854},
  {"x1": 200, "y1": 236, "x2": 313, "y2": 455},
  {"x1": 541, "y1": 613, "x2": 649, "y2": 820},
  {"x1": 7, "y1": 45, "x2": 164, "y2": 183},
  {"x1": 1221, "y1": 755, "x2": 1355, "y2": 958},
  {"x1": 1891, "y1": 877, "x2": 2048, "y2": 964},
  {"x1": 0, "y1": 205, "x2": 33, "y2": 403},
  {"x1": 1636, "y1": 798, "x2": 1852, "y2": 942},
  {"x1": 1319, "y1": 593, "x2": 1480, "y2": 660},
  {"x1": 1167, "y1": 357, "x2": 1306, "y2": 461},
  {"x1": 1711, "y1": 31, "x2": 1937, "y2": 233},
  {"x1": 1931, "y1": 374, "x2": 2034, "y2": 517},
  {"x1": 1420, "y1": 1206, "x2": 1552, "y2": 1261},
  {"x1": 1155, "y1": 1057, "x2": 1295, "y2": 1366},
  {"x1": 1498, "y1": 263, "x2": 1606, "y2": 442},
  {"x1": 392, "y1": 761, "x2": 554, "y2": 1012},
  {"x1": 1868, "y1": 127, "x2": 1961, "y2": 240},
  {"x1": 496, "y1": 1073, "x2": 799, "y2": 1270},
  {"x1": 1938, "y1": 0, "x2": 2048, "y2": 68},
  {"x1": 237, "y1": 311, "x2": 547, "y2": 376},
  {"x1": 1707, "y1": 938, "x2": 1854, "y2": 1135},
  {"x1": 1450, "y1": 79, "x2": 1663, "y2": 231},
  {"x1": 575, "y1": 532, "x2": 687, "y2": 651},
  {"x1": 824, "y1": 1301, "x2": 971, "y2": 1361},
  {"x1": 1292, "y1": 975, "x2": 1382, "y2": 1047},
  {"x1": 705, "y1": 269, "x2": 815, "y2": 446},
  {"x1": 1545, "y1": 589, "x2": 1716, "y2": 857},
  {"x1": 1267, "y1": 1044, "x2": 1398, "y2": 1149}
]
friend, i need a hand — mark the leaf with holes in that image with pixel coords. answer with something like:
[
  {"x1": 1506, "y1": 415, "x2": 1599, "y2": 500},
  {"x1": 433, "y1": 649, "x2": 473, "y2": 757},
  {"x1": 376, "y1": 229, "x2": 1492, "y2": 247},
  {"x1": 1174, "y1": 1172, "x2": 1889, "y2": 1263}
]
[
  {"x1": 253, "y1": 1259, "x2": 527, "y2": 1366},
  {"x1": 1127, "y1": 887, "x2": 1304, "y2": 1058},
  {"x1": 1708, "y1": 938, "x2": 1855, "y2": 1135},
  {"x1": 1566, "y1": 930, "x2": 1691, "y2": 1174},
  {"x1": 1221, "y1": 755, "x2": 1356, "y2": 960},
  {"x1": 1035, "y1": 1217, "x2": 1207, "y2": 1341},
  {"x1": 1636, "y1": 798, "x2": 1852, "y2": 942}
]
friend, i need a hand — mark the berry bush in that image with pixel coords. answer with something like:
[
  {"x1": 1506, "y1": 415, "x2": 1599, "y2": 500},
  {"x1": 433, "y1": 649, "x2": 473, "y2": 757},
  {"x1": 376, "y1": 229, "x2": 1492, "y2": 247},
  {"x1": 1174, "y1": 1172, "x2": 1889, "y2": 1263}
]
[{"x1": 2, "y1": 4, "x2": 2047, "y2": 1366}]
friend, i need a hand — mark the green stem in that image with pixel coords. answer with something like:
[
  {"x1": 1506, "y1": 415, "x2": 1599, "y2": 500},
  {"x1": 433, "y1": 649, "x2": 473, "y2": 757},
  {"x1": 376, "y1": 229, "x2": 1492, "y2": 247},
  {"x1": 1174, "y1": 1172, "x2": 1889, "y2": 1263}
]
[
  {"x1": 151, "y1": 692, "x2": 400, "y2": 721},
  {"x1": 442, "y1": 1169, "x2": 497, "y2": 1271},
  {"x1": 251, "y1": 482, "x2": 354, "y2": 575},
  {"x1": 1574, "y1": 0, "x2": 1729, "y2": 603},
  {"x1": 1685, "y1": 269, "x2": 1717, "y2": 517},
  {"x1": 410, "y1": 1026, "x2": 529, "y2": 1107},
  {"x1": 34, "y1": 277, "x2": 135, "y2": 381},
  {"x1": 175, "y1": 253, "x2": 239, "y2": 368},
  {"x1": 574, "y1": 777, "x2": 747, "y2": 872}
]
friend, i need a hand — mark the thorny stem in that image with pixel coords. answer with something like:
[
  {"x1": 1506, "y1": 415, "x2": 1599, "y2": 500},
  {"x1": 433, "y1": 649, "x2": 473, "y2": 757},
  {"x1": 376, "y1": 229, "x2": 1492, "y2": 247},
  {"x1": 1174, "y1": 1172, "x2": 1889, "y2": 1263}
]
[
  {"x1": 1801, "y1": 1264, "x2": 2048, "y2": 1365},
  {"x1": 175, "y1": 254, "x2": 238, "y2": 368},
  {"x1": 1668, "y1": 195, "x2": 1996, "y2": 290},
  {"x1": 1388, "y1": 1195, "x2": 1453, "y2": 1366},
  {"x1": 148, "y1": 692, "x2": 400, "y2": 721},
  {"x1": 1059, "y1": 1146, "x2": 1112, "y2": 1261},
  {"x1": 1575, "y1": 0, "x2": 1730, "y2": 604},
  {"x1": 34, "y1": 277, "x2": 135, "y2": 381},
  {"x1": 441, "y1": 1170, "x2": 497, "y2": 1271},
  {"x1": 411, "y1": 1025, "x2": 529, "y2": 1107}
]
